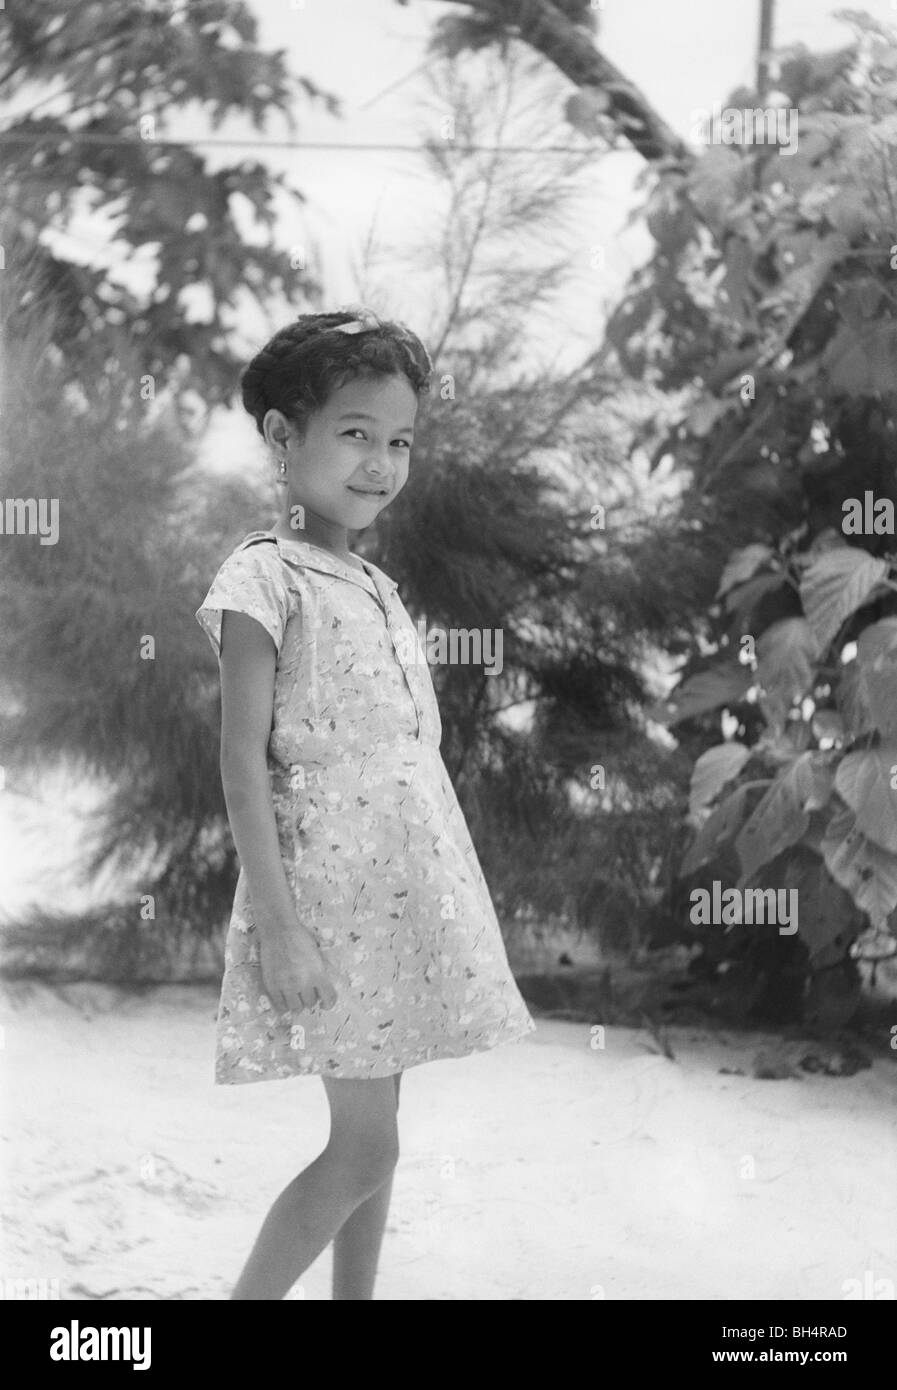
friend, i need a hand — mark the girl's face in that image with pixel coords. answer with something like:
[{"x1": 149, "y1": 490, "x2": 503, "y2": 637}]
[{"x1": 268, "y1": 372, "x2": 418, "y2": 533}]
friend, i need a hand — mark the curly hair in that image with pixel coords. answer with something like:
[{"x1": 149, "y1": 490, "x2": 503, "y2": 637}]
[{"x1": 240, "y1": 308, "x2": 433, "y2": 439}]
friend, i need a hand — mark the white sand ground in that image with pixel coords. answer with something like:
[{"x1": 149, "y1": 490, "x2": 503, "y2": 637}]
[{"x1": 1, "y1": 980, "x2": 895, "y2": 1302}]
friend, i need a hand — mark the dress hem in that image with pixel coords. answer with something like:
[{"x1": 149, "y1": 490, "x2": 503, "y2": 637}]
[{"x1": 213, "y1": 1018, "x2": 537, "y2": 1086}]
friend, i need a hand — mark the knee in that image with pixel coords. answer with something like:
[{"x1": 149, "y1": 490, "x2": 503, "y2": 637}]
[{"x1": 329, "y1": 1130, "x2": 399, "y2": 1197}]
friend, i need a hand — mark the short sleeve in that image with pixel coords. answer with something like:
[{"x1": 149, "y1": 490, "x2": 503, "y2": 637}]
[{"x1": 195, "y1": 541, "x2": 291, "y2": 660}]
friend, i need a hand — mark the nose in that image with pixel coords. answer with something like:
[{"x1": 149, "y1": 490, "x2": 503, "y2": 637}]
[{"x1": 364, "y1": 453, "x2": 391, "y2": 478}]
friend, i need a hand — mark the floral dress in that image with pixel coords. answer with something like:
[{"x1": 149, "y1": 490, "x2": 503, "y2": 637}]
[{"x1": 195, "y1": 531, "x2": 536, "y2": 1084}]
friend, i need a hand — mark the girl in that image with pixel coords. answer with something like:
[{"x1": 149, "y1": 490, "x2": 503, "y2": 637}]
[{"x1": 195, "y1": 304, "x2": 537, "y2": 1300}]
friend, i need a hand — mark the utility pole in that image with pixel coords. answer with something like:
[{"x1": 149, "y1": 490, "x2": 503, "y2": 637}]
[{"x1": 757, "y1": 0, "x2": 776, "y2": 99}]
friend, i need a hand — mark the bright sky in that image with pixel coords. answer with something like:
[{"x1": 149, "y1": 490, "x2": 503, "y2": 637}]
[{"x1": 191, "y1": 0, "x2": 896, "y2": 466}]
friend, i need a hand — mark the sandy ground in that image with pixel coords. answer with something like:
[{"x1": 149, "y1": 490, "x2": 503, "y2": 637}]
[{"x1": 1, "y1": 979, "x2": 896, "y2": 1302}]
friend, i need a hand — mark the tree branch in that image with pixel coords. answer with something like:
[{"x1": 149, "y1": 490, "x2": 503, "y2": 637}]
[
  {"x1": 436, "y1": 0, "x2": 694, "y2": 165},
  {"x1": 429, "y1": 72, "x2": 517, "y2": 362}
]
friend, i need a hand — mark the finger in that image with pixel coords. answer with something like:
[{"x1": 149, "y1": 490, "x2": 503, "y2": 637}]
[{"x1": 314, "y1": 974, "x2": 339, "y2": 1010}]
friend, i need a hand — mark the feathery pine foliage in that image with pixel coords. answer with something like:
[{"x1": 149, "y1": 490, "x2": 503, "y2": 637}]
[
  {"x1": 351, "y1": 48, "x2": 691, "y2": 949},
  {"x1": 0, "y1": 252, "x2": 270, "y2": 978}
]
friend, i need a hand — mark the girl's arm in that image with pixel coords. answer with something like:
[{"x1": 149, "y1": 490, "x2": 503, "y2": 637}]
[
  {"x1": 218, "y1": 609, "x2": 338, "y2": 1012},
  {"x1": 218, "y1": 609, "x2": 299, "y2": 929}
]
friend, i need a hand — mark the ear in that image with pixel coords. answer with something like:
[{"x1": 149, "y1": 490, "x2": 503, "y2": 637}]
[{"x1": 262, "y1": 408, "x2": 291, "y2": 453}]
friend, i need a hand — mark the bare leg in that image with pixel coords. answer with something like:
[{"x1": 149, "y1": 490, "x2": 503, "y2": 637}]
[
  {"x1": 230, "y1": 1074, "x2": 400, "y2": 1300},
  {"x1": 332, "y1": 1072, "x2": 403, "y2": 1300}
]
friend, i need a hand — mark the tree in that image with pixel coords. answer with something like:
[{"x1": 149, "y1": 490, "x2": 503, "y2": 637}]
[
  {"x1": 402, "y1": 0, "x2": 692, "y2": 163},
  {"x1": 0, "y1": 0, "x2": 336, "y2": 413},
  {"x1": 411, "y1": 1, "x2": 897, "y2": 1021},
  {"x1": 0, "y1": 250, "x2": 264, "y2": 978},
  {"x1": 609, "y1": 18, "x2": 897, "y2": 1022}
]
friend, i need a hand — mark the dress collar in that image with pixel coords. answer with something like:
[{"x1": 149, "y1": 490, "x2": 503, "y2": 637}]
[{"x1": 241, "y1": 530, "x2": 399, "y2": 598}]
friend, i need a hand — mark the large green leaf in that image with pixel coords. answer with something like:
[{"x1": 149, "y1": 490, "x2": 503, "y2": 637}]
[
  {"x1": 836, "y1": 660, "x2": 876, "y2": 739},
  {"x1": 822, "y1": 322, "x2": 897, "y2": 396},
  {"x1": 838, "y1": 279, "x2": 884, "y2": 330},
  {"x1": 834, "y1": 745, "x2": 897, "y2": 855},
  {"x1": 681, "y1": 782, "x2": 756, "y2": 876},
  {"x1": 765, "y1": 231, "x2": 850, "y2": 348},
  {"x1": 663, "y1": 662, "x2": 755, "y2": 727},
  {"x1": 780, "y1": 854, "x2": 860, "y2": 967},
  {"x1": 724, "y1": 571, "x2": 786, "y2": 625},
  {"x1": 687, "y1": 144, "x2": 752, "y2": 235},
  {"x1": 856, "y1": 618, "x2": 897, "y2": 738},
  {"x1": 799, "y1": 547, "x2": 889, "y2": 653},
  {"x1": 688, "y1": 742, "x2": 751, "y2": 817},
  {"x1": 715, "y1": 544, "x2": 776, "y2": 599},
  {"x1": 735, "y1": 751, "x2": 837, "y2": 882},
  {"x1": 755, "y1": 617, "x2": 820, "y2": 729},
  {"x1": 821, "y1": 805, "x2": 897, "y2": 929},
  {"x1": 687, "y1": 397, "x2": 736, "y2": 438}
]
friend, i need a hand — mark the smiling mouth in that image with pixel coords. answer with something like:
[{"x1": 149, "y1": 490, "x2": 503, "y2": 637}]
[{"x1": 348, "y1": 485, "x2": 389, "y2": 496}]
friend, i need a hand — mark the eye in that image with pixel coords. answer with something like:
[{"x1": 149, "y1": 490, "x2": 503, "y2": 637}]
[{"x1": 342, "y1": 428, "x2": 411, "y2": 449}]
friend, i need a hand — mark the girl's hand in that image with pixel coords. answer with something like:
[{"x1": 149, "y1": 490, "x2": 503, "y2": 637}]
[{"x1": 258, "y1": 925, "x2": 341, "y2": 1014}]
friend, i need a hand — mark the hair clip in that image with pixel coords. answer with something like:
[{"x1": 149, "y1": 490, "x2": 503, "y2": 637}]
[
  {"x1": 331, "y1": 304, "x2": 381, "y2": 335},
  {"x1": 329, "y1": 304, "x2": 434, "y2": 373}
]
